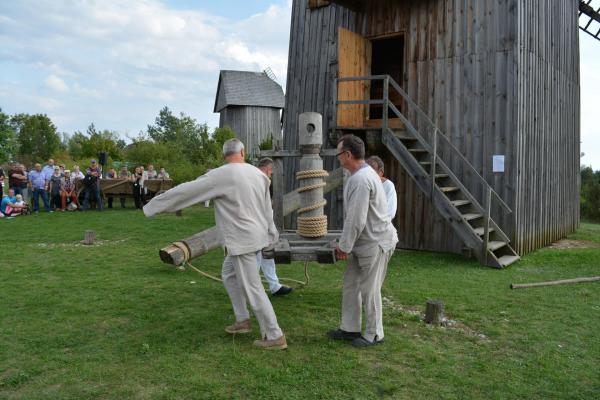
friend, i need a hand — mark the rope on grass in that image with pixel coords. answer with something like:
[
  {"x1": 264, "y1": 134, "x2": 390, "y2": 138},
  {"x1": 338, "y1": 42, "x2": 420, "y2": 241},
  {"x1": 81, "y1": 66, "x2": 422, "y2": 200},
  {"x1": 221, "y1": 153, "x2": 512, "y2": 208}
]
[{"x1": 183, "y1": 260, "x2": 310, "y2": 287}]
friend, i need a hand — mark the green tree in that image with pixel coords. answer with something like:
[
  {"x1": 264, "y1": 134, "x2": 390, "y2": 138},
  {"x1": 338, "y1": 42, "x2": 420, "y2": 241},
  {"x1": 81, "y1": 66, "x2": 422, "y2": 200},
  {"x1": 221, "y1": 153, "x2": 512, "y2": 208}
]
[
  {"x1": 15, "y1": 114, "x2": 60, "y2": 162},
  {"x1": 0, "y1": 108, "x2": 18, "y2": 163}
]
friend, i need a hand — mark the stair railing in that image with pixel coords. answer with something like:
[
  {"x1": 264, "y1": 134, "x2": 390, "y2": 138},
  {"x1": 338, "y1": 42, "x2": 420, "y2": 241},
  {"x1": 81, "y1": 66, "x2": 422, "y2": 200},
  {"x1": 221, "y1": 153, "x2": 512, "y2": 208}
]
[{"x1": 334, "y1": 75, "x2": 513, "y2": 253}]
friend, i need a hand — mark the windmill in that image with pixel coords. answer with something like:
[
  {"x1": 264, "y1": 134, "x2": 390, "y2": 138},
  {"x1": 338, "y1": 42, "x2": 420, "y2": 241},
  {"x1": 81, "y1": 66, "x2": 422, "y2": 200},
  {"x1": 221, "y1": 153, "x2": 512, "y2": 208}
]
[{"x1": 580, "y1": 0, "x2": 600, "y2": 41}]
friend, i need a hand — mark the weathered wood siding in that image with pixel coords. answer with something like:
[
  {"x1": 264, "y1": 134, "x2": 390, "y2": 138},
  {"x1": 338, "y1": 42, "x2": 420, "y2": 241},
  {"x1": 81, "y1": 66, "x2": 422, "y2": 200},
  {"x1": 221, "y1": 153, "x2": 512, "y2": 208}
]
[
  {"x1": 351, "y1": 0, "x2": 521, "y2": 253},
  {"x1": 219, "y1": 106, "x2": 282, "y2": 158},
  {"x1": 284, "y1": 0, "x2": 580, "y2": 255},
  {"x1": 514, "y1": 0, "x2": 580, "y2": 254},
  {"x1": 282, "y1": 0, "x2": 358, "y2": 229}
]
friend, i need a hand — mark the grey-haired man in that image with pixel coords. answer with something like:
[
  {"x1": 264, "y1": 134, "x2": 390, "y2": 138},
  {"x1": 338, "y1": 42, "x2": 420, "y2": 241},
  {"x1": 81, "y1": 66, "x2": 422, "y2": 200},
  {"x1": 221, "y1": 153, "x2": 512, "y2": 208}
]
[
  {"x1": 144, "y1": 138, "x2": 287, "y2": 350},
  {"x1": 328, "y1": 134, "x2": 398, "y2": 348}
]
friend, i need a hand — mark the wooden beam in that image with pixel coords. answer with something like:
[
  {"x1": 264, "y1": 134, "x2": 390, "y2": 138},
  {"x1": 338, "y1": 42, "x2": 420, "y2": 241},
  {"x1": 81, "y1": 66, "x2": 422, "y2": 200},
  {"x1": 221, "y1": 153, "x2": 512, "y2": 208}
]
[{"x1": 159, "y1": 167, "x2": 344, "y2": 265}]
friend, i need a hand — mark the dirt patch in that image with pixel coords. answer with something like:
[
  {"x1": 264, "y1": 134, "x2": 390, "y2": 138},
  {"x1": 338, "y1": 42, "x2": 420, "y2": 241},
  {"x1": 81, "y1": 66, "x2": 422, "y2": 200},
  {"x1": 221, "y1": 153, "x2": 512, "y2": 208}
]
[
  {"x1": 383, "y1": 296, "x2": 488, "y2": 340},
  {"x1": 548, "y1": 239, "x2": 600, "y2": 249}
]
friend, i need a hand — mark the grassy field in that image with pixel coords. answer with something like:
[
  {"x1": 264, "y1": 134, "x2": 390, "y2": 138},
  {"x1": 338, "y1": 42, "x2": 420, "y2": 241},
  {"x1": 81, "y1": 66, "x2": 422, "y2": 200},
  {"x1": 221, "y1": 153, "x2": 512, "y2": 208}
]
[{"x1": 1, "y1": 207, "x2": 599, "y2": 399}]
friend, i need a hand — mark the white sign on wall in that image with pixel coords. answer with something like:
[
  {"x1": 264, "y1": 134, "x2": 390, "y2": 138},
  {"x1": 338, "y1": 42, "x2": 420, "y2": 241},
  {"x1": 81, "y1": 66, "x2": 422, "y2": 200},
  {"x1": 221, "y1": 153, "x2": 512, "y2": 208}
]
[{"x1": 493, "y1": 155, "x2": 505, "y2": 173}]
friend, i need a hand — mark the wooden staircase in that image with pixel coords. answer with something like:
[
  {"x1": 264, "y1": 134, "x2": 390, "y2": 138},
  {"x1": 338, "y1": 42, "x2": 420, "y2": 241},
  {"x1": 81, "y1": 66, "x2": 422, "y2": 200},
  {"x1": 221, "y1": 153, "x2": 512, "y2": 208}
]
[
  {"x1": 580, "y1": 0, "x2": 600, "y2": 42},
  {"x1": 334, "y1": 75, "x2": 520, "y2": 268}
]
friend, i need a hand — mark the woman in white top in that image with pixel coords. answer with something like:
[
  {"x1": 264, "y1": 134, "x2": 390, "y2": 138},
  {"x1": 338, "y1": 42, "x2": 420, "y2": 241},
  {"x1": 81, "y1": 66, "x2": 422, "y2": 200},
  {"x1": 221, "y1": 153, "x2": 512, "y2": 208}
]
[{"x1": 366, "y1": 155, "x2": 397, "y2": 221}]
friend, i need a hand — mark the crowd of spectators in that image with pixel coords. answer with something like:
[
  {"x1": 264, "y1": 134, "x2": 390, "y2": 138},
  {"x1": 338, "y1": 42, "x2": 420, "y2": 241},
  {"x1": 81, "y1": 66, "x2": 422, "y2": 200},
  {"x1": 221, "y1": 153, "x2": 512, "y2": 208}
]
[{"x1": 0, "y1": 159, "x2": 170, "y2": 218}]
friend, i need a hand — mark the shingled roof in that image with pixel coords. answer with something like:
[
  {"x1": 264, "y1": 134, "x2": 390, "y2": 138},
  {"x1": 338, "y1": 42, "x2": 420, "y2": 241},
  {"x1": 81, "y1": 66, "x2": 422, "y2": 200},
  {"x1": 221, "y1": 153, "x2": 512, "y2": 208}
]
[{"x1": 213, "y1": 70, "x2": 285, "y2": 113}]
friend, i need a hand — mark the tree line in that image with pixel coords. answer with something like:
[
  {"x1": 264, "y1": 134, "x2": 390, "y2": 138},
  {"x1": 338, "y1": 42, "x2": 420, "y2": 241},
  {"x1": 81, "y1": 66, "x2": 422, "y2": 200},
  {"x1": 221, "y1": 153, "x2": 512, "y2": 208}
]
[
  {"x1": 581, "y1": 166, "x2": 600, "y2": 222},
  {"x1": 0, "y1": 106, "x2": 235, "y2": 184}
]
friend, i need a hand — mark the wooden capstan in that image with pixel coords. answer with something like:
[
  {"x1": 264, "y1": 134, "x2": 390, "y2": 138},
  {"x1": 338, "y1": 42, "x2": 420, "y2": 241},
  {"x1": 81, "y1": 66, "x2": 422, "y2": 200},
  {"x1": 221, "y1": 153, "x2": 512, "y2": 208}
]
[{"x1": 158, "y1": 112, "x2": 342, "y2": 266}]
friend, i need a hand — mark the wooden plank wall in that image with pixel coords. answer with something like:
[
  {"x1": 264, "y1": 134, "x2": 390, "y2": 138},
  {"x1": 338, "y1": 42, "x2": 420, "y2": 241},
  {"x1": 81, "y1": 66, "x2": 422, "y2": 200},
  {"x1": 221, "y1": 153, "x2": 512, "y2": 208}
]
[
  {"x1": 282, "y1": 0, "x2": 357, "y2": 229},
  {"x1": 514, "y1": 0, "x2": 580, "y2": 254},
  {"x1": 220, "y1": 106, "x2": 283, "y2": 159},
  {"x1": 284, "y1": 0, "x2": 579, "y2": 255},
  {"x1": 352, "y1": 0, "x2": 519, "y2": 253}
]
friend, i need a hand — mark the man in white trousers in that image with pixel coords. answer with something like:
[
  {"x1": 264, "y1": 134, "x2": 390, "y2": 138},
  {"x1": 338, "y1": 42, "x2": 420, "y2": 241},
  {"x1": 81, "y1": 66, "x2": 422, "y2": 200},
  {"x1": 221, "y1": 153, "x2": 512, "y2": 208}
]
[
  {"x1": 328, "y1": 135, "x2": 398, "y2": 348},
  {"x1": 256, "y1": 158, "x2": 293, "y2": 296},
  {"x1": 143, "y1": 138, "x2": 287, "y2": 350}
]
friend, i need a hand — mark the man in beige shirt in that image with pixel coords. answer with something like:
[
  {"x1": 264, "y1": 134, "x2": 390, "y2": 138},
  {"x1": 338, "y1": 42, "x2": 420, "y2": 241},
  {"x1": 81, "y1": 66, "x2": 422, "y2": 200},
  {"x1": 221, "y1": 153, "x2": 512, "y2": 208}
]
[
  {"x1": 328, "y1": 134, "x2": 398, "y2": 347},
  {"x1": 143, "y1": 138, "x2": 287, "y2": 350}
]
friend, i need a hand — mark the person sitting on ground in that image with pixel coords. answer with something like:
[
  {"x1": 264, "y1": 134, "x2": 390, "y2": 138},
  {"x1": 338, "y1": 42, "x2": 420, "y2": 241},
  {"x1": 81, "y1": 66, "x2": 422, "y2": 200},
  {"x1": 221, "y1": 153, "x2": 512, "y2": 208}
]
[
  {"x1": 1, "y1": 188, "x2": 25, "y2": 217},
  {"x1": 118, "y1": 165, "x2": 131, "y2": 208},
  {"x1": 366, "y1": 155, "x2": 397, "y2": 221},
  {"x1": 256, "y1": 157, "x2": 292, "y2": 296},
  {"x1": 49, "y1": 166, "x2": 63, "y2": 211},
  {"x1": 13, "y1": 194, "x2": 29, "y2": 215},
  {"x1": 157, "y1": 167, "x2": 169, "y2": 179},
  {"x1": 82, "y1": 160, "x2": 103, "y2": 211},
  {"x1": 60, "y1": 170, "x2": 78, "y2": 211}
]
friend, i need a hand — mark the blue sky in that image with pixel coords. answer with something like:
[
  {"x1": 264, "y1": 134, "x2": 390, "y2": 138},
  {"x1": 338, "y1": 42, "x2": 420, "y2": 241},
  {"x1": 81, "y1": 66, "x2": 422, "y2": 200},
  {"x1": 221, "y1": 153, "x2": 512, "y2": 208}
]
[{"x1": 0, "y1": 0, "x2": 599, "y2": 168}]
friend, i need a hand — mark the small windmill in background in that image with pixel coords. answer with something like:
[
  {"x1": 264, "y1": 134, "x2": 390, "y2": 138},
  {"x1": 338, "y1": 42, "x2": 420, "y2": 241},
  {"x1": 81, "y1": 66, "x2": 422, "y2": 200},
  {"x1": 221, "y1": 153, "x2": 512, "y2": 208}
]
[
  {"x1": 580, "y1": 0, "x2": 600, "y2": 41},
  {"x1": 263, "y1": 67, "x2": 278, "y2": 82}
]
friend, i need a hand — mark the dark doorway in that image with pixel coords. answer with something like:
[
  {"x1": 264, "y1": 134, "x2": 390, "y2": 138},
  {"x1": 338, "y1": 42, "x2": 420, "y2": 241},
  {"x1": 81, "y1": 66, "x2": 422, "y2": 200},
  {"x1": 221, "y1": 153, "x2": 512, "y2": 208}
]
[{"x1": 369, "y1": 35, "x2": 404, "y2": 120}]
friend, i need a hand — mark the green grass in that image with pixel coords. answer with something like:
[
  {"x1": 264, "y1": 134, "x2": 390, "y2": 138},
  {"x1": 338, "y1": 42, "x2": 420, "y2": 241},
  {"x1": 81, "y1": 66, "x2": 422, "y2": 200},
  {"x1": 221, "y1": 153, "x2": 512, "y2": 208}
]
[{"x1": 1, "y1": 208, "x2": 599, "y2": 399}]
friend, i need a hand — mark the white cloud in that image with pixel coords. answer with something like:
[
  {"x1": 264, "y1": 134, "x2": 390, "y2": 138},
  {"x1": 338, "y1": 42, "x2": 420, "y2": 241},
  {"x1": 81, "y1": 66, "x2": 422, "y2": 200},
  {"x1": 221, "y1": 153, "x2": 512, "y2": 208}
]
[
  {"x1": 0, "y1": 0, "x2": 292, "y2": 135},
  {"x1": 45, "y1": 74, "x2": 69, "y2": 92}
]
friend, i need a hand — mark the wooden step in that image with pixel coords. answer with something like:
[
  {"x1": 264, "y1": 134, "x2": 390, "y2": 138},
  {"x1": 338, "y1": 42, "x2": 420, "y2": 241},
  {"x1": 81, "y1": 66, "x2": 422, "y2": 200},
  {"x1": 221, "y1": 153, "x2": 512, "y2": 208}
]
[
  {"x1": 473, "y1": 227, "x2": 495, "y2": 236},
  {"x1": 440, "y1": 186, "x2": 459, "y2": 193},
  {"x1": 394, "y1": 133, "x2": 417, "y2": 141},
  {"x1": 408, "y1": 148, "x2": 428, "y2": 154},
  {"x1": 451, "y1": 200, "x2": 470, "y2": 207},
  {"x1": 435, "y1": 174, "x2": 449, "y2": 179},
  {"x1": 497, "y1": 255, "x2": 520, "y2": 267},
  {"x1": 420, "y1": 161, "x2": 431, "y2": 166},
  {"x1": 462, "y1": 213, "x2": 483, "y2": 221},
  {"x1": 488, "y1": 241, "x2": 506, "y2": 251}
]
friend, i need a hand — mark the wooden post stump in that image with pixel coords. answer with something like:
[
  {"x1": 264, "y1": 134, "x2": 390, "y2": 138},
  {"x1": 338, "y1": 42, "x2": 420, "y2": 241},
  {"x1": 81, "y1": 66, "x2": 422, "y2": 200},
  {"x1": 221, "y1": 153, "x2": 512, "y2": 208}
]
[
  {"x1": 424, "y1": 299, "x2": 444, "y2": 326},
  {"x1": 175, "y1": 210, "x2": 183, "y2": 217},
  {"x1": 83, "y1": 230, "x2": 96, "y2": 245}
]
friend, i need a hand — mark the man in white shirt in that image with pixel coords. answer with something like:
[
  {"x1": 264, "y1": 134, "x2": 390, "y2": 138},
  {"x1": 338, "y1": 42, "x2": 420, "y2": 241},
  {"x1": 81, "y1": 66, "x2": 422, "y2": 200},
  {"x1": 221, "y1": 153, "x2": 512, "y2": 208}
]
[
  {"x1": 143, "y1": 139, "x2": 287, "y2": 350},
  {"x1": 366, "y1": 156, "x2": 397, "y2": 221},
  {"x1": 329, "y1": 135, "x2": 398, "y2": 348},
  {"x1": 256, "y1": 158, "x2": 293, "y2": 296}
]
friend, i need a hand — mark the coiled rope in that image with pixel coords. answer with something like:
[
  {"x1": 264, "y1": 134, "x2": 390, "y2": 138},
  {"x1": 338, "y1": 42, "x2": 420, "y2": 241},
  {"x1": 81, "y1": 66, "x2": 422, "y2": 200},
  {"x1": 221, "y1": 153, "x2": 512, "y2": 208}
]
[{"x1": 296, "y1": 169, "x2": 329, "y2": 237}]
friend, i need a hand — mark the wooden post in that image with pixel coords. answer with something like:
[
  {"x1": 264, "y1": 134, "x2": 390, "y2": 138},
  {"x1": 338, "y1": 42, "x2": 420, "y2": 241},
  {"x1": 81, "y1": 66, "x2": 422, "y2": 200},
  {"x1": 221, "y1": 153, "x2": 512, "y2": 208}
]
[
  {"x1": 83, "y1": 230, "x2": 96, "y2": 245},
  {"x1": 296, "y1": 112, "x2": 327, "y2": 238},
  {"x1": 382, "y1": 76, "x2": 389, "y2": 131},
  {"x1": 431, "y1": 128, "x2": 438, "y2": 197},
  {"x1": 482, "y1": 187, "x2": 492, "y2": 263},
  {"x1": 510, "y1": 276, "x2": 600, "y2": 289},
  {"x1": 175, "y1": 210, "x2": 183, "y2": 217},
  {"x1": 272, "y1": 138, "x2": 285, "y2": 231},
  {"x1": 424, "y1": 299, "x2": 444, "y2": 326},
  {"x1": 158, "y1": 170, "x2": 344, "y2": 265}
]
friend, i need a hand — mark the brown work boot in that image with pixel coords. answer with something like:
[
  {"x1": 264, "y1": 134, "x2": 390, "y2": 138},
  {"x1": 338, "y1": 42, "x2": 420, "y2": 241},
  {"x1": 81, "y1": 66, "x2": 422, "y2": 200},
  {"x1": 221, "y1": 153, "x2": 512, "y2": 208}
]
[
  {"x1": 225, "y1": 319, "x2": 251, "y2": 334},
  {"x1": 253, "y1": 335, "x2": 288, "y2": 350}
]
